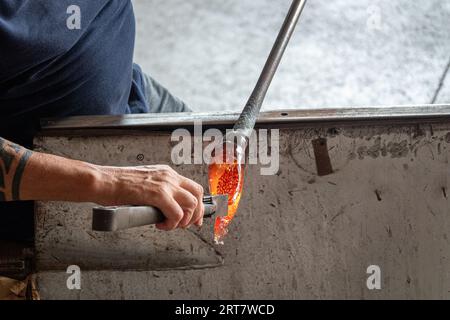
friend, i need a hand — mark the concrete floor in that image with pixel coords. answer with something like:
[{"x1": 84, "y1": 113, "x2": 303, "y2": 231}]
[{"x1": 132, "y1": 0, "x2": 450, "y2": 112}]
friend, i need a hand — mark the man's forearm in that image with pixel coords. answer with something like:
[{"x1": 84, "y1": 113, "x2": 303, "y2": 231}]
[
  {"x1": 0, "y1": 136, "x2": 204, "y2": 229},
  {"x1": 0, "y1": 137, "x2": 107, "y2": 203}
]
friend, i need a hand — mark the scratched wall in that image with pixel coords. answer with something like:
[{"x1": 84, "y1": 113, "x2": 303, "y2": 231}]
[{"x1": 34, "y1": 121, "x2": 450, "y2": 299}]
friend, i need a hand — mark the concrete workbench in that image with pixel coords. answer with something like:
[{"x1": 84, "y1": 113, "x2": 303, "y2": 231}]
[{"x1": 34, "y1": 105, "x2": 450, "y2": 299}]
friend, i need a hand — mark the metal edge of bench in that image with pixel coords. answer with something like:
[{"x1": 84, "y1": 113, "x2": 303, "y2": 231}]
[{"x1": 39, "y1": 104, "x2": 450, "y2": 132}]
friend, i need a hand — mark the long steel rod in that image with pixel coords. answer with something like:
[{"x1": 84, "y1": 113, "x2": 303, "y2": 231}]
[{"x1": 233, "y1": 0, "x2": 307, "y2": 137}]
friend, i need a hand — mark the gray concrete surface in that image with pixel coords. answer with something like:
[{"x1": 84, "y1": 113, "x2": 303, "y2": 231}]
[
  {"x1": 132, "y1": 0, "x2": 450, "y2": 112},
  {"x1": 436, "y1": 62, "x2": 450, "y2": 104},
  {"x1": 34, "y1": 111, "x2": 450, "y2": 299}
]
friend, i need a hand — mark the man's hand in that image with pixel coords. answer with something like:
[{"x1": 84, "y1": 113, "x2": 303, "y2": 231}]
[
  {"x1": 96, "y1": 165, "x2": 205, "y2": 230},
  {"x1": 1, "y1": 137, "x2": 205, "y2": 230}
]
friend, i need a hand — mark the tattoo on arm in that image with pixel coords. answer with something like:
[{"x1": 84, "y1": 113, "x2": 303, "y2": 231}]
[{"x1": 0, "y1": 138, "x2": 33, "y2": 201}]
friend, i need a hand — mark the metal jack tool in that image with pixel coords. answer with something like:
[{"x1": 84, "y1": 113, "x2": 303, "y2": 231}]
[{"x1": 92, "y1": 195, "x2": 228, "y2": 232}]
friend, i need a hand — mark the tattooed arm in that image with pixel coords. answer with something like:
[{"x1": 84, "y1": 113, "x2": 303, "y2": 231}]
[
  {"x1": 0, "y1": 137, "x2": 101, "y2": 203},
  {"x1": 0, "y1": 138, "x2": 32, "y2": 201},
  {"x1": 0, "y1": 137, "x2": 204, "y2": 229}
]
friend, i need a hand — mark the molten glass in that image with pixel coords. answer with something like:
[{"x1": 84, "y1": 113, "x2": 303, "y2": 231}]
[{"x1": 208, "y1": 148, "x2": 245, "y2": 244}]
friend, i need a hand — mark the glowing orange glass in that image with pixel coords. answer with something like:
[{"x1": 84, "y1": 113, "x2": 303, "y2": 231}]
[{"x1": 208, "y1": 148, "x2": 245, "y2": 244}]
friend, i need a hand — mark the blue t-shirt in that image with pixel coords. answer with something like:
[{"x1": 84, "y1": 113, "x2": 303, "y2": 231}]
[
  {"x1": 0, "y1": 0, "x2": 148, "y2": 241},
  {"x1": 0, "y1": 0, "x2": 148, "y2": 146}
]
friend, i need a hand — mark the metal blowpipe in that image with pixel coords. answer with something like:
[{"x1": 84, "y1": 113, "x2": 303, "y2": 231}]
[{"x1": 233, "y1": 0, "x2": 307, "y2": 139}]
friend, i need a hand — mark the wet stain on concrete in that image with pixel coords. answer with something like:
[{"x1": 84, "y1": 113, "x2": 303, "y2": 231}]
[
  {"x1": 357, "y1": 138, "x2": 409, "y2": 159},
  {"x1": 387, "y1": 140, "x2": 409, "y2": 158}
]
